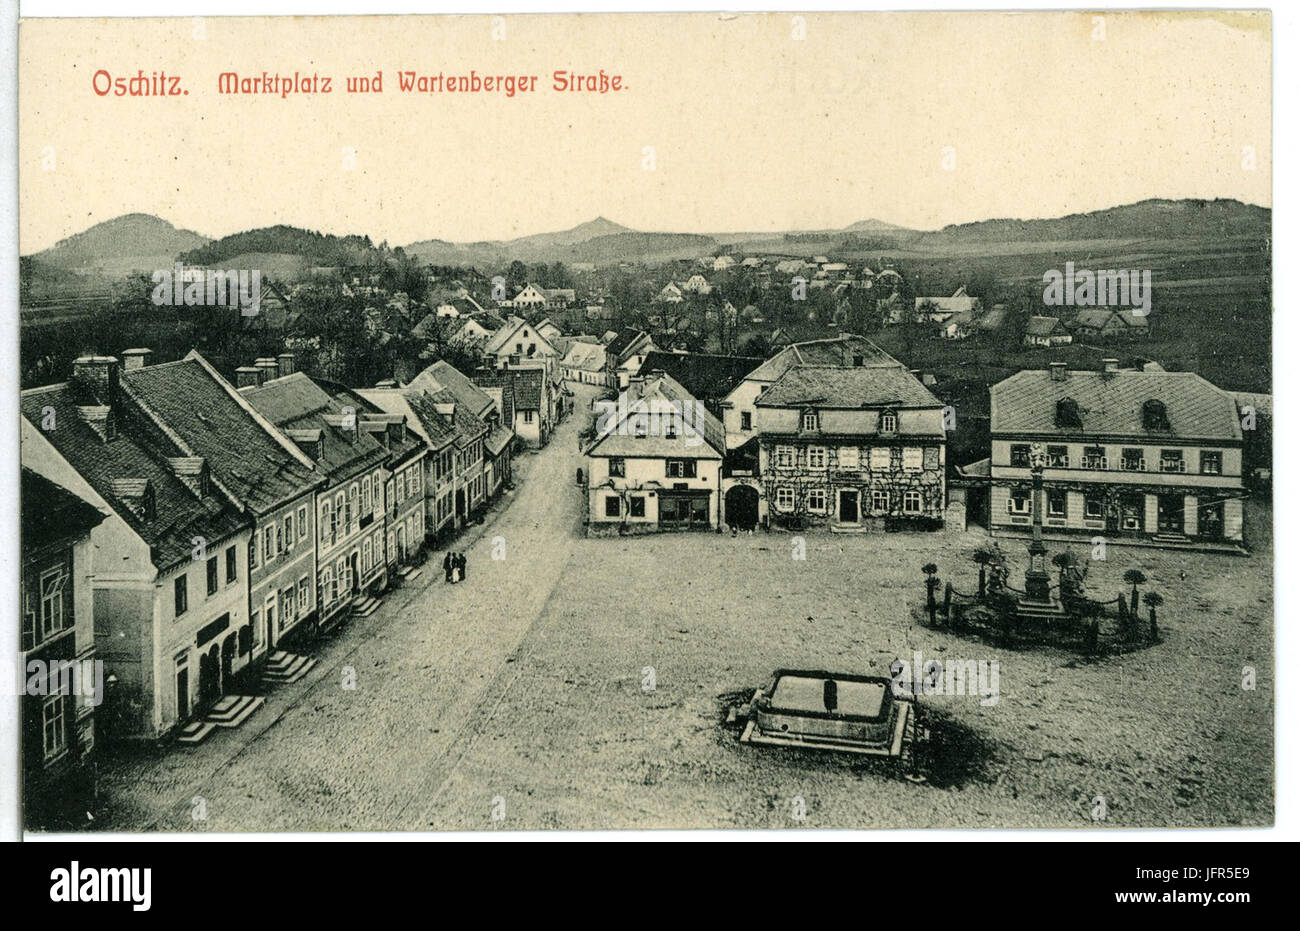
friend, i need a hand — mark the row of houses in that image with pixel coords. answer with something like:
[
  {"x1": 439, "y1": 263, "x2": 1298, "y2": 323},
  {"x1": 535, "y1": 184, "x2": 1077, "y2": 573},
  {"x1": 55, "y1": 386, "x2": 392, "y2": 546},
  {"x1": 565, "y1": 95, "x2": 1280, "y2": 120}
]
[
  {"x1": 20, "y1": 348, "x2": 521, "y2": 783},
  {"x1": 577, "y1": 335, "x2": 1249, "y2": 552}
]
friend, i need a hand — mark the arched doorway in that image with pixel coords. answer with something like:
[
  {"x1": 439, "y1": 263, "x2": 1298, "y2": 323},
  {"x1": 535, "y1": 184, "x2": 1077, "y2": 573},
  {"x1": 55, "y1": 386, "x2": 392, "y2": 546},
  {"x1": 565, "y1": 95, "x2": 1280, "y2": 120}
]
[
  {"x1": 725, "y1": 485, "x2": 760, "y2": 531},
  {"x1": 220, "y1": 635, "x2": 236, "y2": 694}
]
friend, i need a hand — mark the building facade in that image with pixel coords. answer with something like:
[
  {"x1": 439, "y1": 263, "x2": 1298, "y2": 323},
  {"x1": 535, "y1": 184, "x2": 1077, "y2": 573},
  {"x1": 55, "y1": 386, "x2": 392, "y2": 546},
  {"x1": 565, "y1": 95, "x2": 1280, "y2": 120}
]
[{"x1": 988, "y1": 362, "x2": 1245, "y2": 548}]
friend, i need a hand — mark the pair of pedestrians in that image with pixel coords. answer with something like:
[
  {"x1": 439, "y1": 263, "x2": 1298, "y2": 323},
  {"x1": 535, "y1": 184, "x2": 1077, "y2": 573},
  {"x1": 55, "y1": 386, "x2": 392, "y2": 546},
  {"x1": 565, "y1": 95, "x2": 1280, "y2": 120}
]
[{"x1": 442, "y1": 551, "x2": 468, "y2": 584}]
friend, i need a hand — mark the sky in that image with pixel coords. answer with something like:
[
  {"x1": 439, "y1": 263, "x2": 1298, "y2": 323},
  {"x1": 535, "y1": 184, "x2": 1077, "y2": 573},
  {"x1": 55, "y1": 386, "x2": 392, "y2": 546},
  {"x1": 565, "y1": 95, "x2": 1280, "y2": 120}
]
[{"x1": 18, "y1": 10, "x2": 1272, "y2": 253}]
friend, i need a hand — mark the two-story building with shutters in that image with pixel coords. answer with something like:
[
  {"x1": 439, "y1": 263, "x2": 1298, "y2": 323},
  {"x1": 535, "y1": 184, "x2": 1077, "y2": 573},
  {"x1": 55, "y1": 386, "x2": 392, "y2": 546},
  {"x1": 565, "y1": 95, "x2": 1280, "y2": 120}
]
[
  {"x1": 240, "y1": 371, "x2": 394, "y2": 630},
  {"x1": 125, "y1": 351, "x2": 325, "y2": 656},
  {"x1": 753, "y1": 364, "x2": 948, "y2": 530},
  {"x1": 21, "y1": 469, "x2": 105, "y2": 827},
  {"x1": 22, "y1": 356, "x2": 253, "y2": 740},
  {"x1": 988, "y1": 361, "x2": 1245, "y2": 549},
  {"x1": 584, "y1": 373, "x2": 725, "y2": 532}
]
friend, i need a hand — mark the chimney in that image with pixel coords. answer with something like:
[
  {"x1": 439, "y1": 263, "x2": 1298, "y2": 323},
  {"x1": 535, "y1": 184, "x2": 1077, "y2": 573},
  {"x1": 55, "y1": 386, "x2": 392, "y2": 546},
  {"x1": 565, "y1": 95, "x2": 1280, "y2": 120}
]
[
  {"x1": 121, "y1": 348, "x2": 153, "y2": 371},
  {"x1": 236, "y1": 366, "x2": 262, "y2": 388},
  {"x1": 71, "y1": 355, "x2": 120, "y2": 406},
  {"x1": 1049, "y1": 362, "x2": 1067, "y2": 382},
  {"x1": 1102, "y1": 358, "x2": 1119, "y2": 373},
  {"x1": 277, "y1": 352, "x2": 296, "y2": 378},
  {"x1": 255, "y1": 357, "x2": 279, "y2": 383}
]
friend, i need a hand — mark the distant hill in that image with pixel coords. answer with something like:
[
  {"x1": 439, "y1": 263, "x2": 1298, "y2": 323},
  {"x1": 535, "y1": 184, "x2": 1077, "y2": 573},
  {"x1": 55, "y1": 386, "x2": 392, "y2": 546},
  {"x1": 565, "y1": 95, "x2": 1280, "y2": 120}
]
[
  {"x1": 842, "y1": 218, "x2": 911, "y2": 233},
  {"x1": 404, "y1": 218, "x2": 712, "y2": 266},
  {"x1": 180, "y1": 225, "x2": 387, "y2": 268},
  {"x1": 924, "y1": 198, "x2": 1270, "y2": 244},
  {"x1": 30, "y1": 213, "x2": 210, "y2": 275}
]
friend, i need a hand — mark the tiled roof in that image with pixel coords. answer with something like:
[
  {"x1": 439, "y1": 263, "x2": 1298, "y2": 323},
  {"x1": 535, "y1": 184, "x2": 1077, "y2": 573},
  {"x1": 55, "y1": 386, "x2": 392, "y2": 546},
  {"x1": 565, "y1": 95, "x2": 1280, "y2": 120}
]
[
  {"x1": 990, "y1": 370, "x2": 1242, "y2": 441},
  {"x1": 605, "y1": 327, "x2": 650, "y2": 362},
  {"x1": 507, "y1": 368, "x2": 544, "y2": 410},
  {"x1": 756, "y1": 364, "x2": 942, "y2": 410},
  {"x1": 1024, "y1": 315, "x2": 1065, "y2": 336},
  {"x1": 21, "y1": 384, "x2": 249, "y2": 572},
  {"x1": 22, "y1": 468, "x2": 105, "y2": 550},
  {"x1": 123, "y1": 356, "x2": 322, "y2": 513},
  {"x1": 587, "y1": 372, "x2": 725, "y2": 458},
  {"x1": 356, "y1": 388, "x2": 458, "y2": 451},
  {"x1": 744, "y1": 334, "x2": 903, "y2": 383},
  {"x1": 240, "y1": 372, "x2": 392, "y2": 480},
  {"x1": 409, "y1": 360, "x2": 495, "y2": 419},
  {"x1": 636, "y1": 351, "x2": 764, "y2": 404},
  {"x1": 562, "y1": 341, "x2": 606, "y2": 372}
]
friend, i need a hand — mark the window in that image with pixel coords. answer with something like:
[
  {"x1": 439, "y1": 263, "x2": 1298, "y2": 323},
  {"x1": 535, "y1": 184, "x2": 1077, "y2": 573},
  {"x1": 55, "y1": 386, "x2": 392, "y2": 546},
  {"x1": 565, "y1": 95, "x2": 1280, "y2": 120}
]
[
  {"x1": 1121, "y1": 448, "x2": 1145, "y2": 471},
  {"x1": 869, "y1": 447, "x2": 891, "y2": 471},
  {"x1": 838, "y1": 446, "x2": 859, "y2": 469},
  {"x1": 666, "y1": 459, "x2": 697, "y2": 478},
  {"x1": 174, "y1": 575, "x2": 188, "y2": 616},
  {"x1": 902, "y1": 490, "x2": 922, "y2": 514},
  {"x1": 408, "y1": 469, "x2": 418, "y2": 496},
  {"x1": 609, "y1": 458, "x2": 626, "y2": 478},
  {"x1": 775, "y1": 486, "x2": 794, "y2": 511},
  {"x1": 282, "y1": 587, "x2": 296, "y2": 623},
  {"x1": 264, "y1": 526, "x2": 274, "y2": 562},
  {"x1": 38, "y1": 568, "x2": 66, "y2": 641},
  {"x1": 1047, "y1": 445, "x2": 1069, "y2": 468},
  {"x1": 740, "y1": 411, "x2": 752, "y2": 431},
  {"x1": 1010, "y1": 444, "x2": 1031, "y2": 468},
  {"x1": 42, "y1": 695, "x2": 66, "y2": 761},
  {"x1": 1054, "y1": 398, "x2": 1082, "y2": 428},
  {"x1": 320, "y1": 501, "x2": 332, "y2": 544},
  {"x1": 807, "y1": 446, "x2": 827, "y2": 469},
  {"x1": 1047, "y1": 489, "x2": 1067, "y2": 517},
  {"x1": 1084, "y1": 493, "x2": 1104, "y2": 520},
  {"x1": 249, "y1": 536, "x2": 259, "y2": 570},
  {"x1": 1008, "y1": 490, "x2": 1031, "y2": 515},
  {"x1": 1083, "y1": 446, "x2": 1106, "y2": 469},
  {"x1": 808, "y1": 489, "x2": 827, "y2": 512},
  {"x1": 1160, "y1": 450, "x2": 1184, "y2": 473},
  {"x1": 523, "y1": 410, "x2": 535, "y2": 424},
  {"x1": 225, "y1": 545, "x2": 237, "y2": 583},
  {"x1": 284, "y1": 515, "x2": 294, "y2": 550},
  {"x1": 775, "y1": 445, "x2": 794, "y2": 468},
  {"x1": 1142, "y1": 399, "x2": 1170, "y2": 431},
  {"x1": 871, "y1": 489, "x2": 889, "y2": 512},
  {"x1": 902, "y1": 447, "x2": 923, "y2": 472},
  {"x1": 298, "y1": 506, "x2": 308, "y2": 540},
  {"x1": 801, "y1": 410, "x2": 819, "y2": 431},
  {"x1": 396, "y1": 476, "x2": 405, "y2": 503},
  {"x1": 879, "y1": 411, "x2": 898, "y2": 433},
  {"x1": 250, "y1": 608, "x2": 261, "y2": 648},
  {"x1": 605, "y1": 496, "x2": 621, "y2": 518},
  {"x1": 362, "y1": 477, "x2": 372, "y2": 513},
  {"x1": 664, "y1": 419, "x2": 678, "y2": 440},
  {"x1": 1200, "y1": 451, "x2": 1222, "y2": 475},
  {"x1": 298, "y1": 577, "x2": 311, "y2": 613},
  {"x1": 362, "y1": 538, "x2": 372, "y2": 572},
  {"x1": 629, "y1": 496, "x2": 646, "y2": 518},
  {"x1": 321, "y1": 567, "x2": 334, "y2": 604},
  {"x1": 206, "y1": 556, "x2": 218, "y2": 596}
]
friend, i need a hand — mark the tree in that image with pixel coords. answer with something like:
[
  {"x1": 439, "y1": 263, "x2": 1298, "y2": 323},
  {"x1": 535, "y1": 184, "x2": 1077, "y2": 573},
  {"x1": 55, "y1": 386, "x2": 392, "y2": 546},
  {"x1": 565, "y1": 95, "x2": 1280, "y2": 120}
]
[
  {"x1": 1123, "y1": 569, "x2": 1148, "y2": 614},
  {"x1": 1142, "y1": 591, "x2": 1164, "y2": 641}
]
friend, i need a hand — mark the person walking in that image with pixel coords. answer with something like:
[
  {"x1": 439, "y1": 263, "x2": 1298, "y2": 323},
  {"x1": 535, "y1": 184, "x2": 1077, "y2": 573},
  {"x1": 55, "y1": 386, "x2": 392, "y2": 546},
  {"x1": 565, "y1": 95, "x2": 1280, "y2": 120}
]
[
  {"x1": 460, "y1": 551, "x2": 468, "y2": 581},
  {"x1": 443, "y1": 551, "x2": 453, "y2": 583}
]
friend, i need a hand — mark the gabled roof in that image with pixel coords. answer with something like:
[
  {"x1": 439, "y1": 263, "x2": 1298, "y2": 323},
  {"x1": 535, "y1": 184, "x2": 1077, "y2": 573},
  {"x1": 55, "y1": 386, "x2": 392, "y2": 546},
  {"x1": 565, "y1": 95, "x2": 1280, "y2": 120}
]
[
  {"x1": 239, "y1": 372, "x2": 392, "y2": 481},
  {"x1": 1024, "y1": 315, "x2": 1067, "y2": 336},
  {"x1": 756, "y1": 365, "x2": 943, "y2": 410},
  {"x1": 21, "y1": 383, "x2": 249, "y2": 572},
  {"x1": 744, "y1": 334, "x2": 904, "y2": 383},
  {"x1": 354, "y1": 388, "x2": 458, "y2": 451},
  {"x1": 562, "y1": 340, "x2": 607, "y2": 372},
  {"x1": 483, "y1": 316, "x2": 559, "y2": 357},
  {"x1": 605, "y1": 327, "x2": 652, "y2": 363},
  {"x1": 585, "y1": 372, "x2": 725, "y2": 458},
  {"x1": 123, "y1": 354, "x2": 323, "y2": 513},
  {"x1": 409, "y1": 360, "x2": 496, "y2": 420},
  {"x1": 22, "y1": 468, "x2": 105, "y2": 551},
  {"x1": 990, "y1": 370, "x2": 1242, "y2": 441}
]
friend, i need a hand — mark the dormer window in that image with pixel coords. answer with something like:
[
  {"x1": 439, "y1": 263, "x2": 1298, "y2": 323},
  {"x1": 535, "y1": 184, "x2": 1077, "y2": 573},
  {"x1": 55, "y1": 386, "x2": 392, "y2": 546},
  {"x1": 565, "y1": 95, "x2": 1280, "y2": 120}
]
[
  {"x1": 801, "y1": 410, "x2": 819, "y2": 431},
  {"x1": 1055, "y1": 398, "x2": 1082, "y2": 429},
  {"x1": 879, "y1": 410, "x2": 898, "y2": 433},
  {"x1": 1142, "y1": 399, "x2": 1170, "y2": 431}
]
